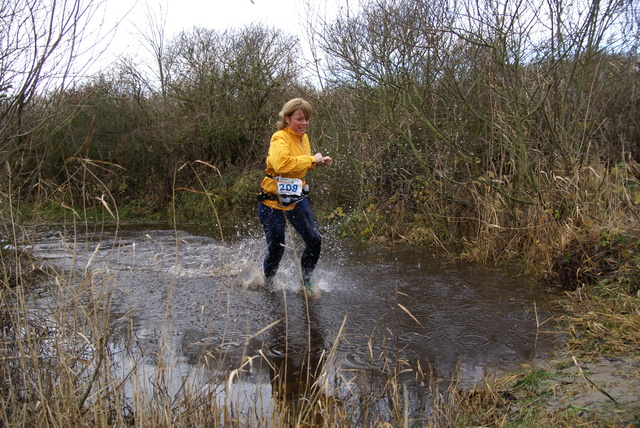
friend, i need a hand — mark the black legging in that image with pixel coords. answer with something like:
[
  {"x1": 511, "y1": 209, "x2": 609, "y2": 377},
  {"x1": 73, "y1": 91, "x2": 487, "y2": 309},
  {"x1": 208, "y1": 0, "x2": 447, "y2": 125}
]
[{"x1": 258, "y1": 198, "x2": 322, "y2": 284}]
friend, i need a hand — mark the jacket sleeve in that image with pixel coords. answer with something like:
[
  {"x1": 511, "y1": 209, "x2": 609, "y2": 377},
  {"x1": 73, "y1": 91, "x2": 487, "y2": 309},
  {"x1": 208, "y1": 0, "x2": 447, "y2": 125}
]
[{"x1": 269, "y1": 133, "x2": 316, "y2": 175}]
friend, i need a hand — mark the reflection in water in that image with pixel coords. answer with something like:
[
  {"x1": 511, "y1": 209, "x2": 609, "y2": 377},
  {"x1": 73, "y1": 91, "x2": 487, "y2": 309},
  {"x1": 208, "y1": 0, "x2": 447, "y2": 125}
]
[{"x1": 264, "y1": 289, "x2": 330, "y2": 426}]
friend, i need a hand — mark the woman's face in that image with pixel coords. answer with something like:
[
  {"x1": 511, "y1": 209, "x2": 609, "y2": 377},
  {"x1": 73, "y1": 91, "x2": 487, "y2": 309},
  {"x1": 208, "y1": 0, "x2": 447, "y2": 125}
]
[{"x1": 285, "y1": 109, "x2": 309, "y2": 134}]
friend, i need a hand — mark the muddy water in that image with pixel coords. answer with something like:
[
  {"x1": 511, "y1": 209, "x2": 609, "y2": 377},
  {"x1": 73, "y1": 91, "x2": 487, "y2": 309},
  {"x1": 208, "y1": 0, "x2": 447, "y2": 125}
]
[{"x1": 33, "y1": 224, "x2": 560, "y2": 411}]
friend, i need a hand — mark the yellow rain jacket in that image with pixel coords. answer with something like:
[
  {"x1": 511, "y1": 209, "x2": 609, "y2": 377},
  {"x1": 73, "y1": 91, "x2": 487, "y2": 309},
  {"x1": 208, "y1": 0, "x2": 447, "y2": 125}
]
[{"x1": 260, "y1": 126, "x2": 317, "y2": 211}]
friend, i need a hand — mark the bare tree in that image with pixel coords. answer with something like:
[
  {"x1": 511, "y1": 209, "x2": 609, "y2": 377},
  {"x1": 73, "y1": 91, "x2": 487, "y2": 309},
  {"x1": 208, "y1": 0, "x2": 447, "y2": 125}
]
[
  {"x1": 161, "y1": 24, "x2": 300, "y2": 168},
  {"x1": 134, "y1": 0, "x2": 169, "y2": 98},
  {"x1": 315, "y1": 0, "x2": 638, "y2": 188},
  {"x1": 0, "y1": 0, "x2": 104, "y2": 197}
]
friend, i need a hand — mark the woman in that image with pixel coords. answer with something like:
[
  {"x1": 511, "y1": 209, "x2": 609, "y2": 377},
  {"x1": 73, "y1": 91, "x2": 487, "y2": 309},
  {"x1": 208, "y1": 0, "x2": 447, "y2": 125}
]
[{"x1": 258, "y1": 98, "x2": 332, "y2": 292}]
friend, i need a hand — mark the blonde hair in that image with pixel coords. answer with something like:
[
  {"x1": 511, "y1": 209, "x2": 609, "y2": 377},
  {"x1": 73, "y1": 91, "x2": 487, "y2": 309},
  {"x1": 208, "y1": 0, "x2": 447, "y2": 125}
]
[{"x1": 277, "y1": 98, "x2": 313, "y2": 130}]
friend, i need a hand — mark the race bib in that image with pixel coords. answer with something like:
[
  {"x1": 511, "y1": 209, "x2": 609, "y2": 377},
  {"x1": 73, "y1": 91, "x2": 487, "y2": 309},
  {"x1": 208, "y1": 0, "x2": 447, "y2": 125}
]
[{"x1": 276, "y1": 177, "x2": 303, "y2": 197}]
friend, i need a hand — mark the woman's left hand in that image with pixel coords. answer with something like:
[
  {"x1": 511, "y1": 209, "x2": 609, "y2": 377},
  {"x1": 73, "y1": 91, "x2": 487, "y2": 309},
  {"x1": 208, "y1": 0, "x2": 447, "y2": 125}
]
[{"x1": 314, "y1": 153, "x2": 332, "y2": 167}]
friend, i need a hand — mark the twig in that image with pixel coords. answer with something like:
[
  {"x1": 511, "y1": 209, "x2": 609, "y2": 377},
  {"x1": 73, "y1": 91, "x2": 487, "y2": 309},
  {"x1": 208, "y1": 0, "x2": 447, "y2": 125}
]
[{"x1": 572, "y1": 356, "x2": 618, "y2": 404}]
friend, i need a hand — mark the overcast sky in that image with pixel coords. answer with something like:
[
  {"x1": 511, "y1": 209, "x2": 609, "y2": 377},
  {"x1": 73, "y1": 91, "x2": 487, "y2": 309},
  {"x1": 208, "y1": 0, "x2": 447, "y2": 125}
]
[
  {"x1": 91, "y1": 0, "x2": 329, "y2": 71},
  {"x1": 113, "y1": 0, "x2": 302, "y2": 37}
]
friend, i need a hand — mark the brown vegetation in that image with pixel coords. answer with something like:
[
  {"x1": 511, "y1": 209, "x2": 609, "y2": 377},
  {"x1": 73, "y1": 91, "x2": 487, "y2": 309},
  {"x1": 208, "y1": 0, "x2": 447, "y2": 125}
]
[{"x1": 1, "y1": 0, "x2": 640, "y2": 425}]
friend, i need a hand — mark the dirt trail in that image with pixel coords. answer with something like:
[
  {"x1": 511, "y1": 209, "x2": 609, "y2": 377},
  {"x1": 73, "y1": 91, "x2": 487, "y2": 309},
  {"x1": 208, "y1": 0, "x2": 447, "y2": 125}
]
[{"x1": 533, "y1": 354, "x2": 640, "y2": 425}]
